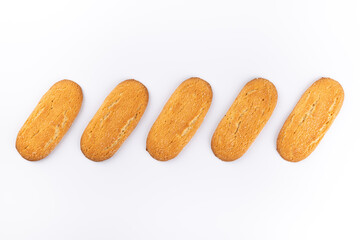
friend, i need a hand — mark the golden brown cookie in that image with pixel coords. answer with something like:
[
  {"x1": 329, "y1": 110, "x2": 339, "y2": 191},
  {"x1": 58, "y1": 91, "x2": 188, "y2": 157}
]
[
  {"x1": 16, "y1": 80, "x2": 83, "y2": 161},
  {"x1": 81, "y1": 80, "x2": 148, "y2": 161},
  {"x1": 146, "y1": 77, "x2": 212, "y2": 161},
  {"x1": 211, "y1": 78, "x2": 278, "y2": 161},
  {"x1": 277, "y1": 78, "x2": 344, "y2": 162}
]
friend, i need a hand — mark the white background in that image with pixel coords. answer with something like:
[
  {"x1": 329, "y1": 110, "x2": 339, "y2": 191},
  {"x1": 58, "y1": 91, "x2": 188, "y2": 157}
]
[{"x1": 1, "y1": 0, "x2": 360, "y2": 239}]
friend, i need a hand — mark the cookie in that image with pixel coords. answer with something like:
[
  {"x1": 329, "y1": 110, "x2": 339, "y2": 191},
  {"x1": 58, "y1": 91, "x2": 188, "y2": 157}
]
[
  {"x1": 16, "y1": 80, "x2": 83, "y2": 161},
  {"x1": 146, "y1": 77, "x2": 212, "y2": 161},
  {"x1": 277, "y1": 78, "x2": 344, "y2": 162},
  {"x1": 81, "y1": 80, "x2": 148, "y2": 161},
  {"x1": 211, "y1": 78, "x2": 278, "y2": 161}
]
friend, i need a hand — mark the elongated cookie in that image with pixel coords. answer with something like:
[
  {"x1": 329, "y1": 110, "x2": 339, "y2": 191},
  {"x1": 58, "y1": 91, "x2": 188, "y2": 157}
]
[
  {"x1": 146, "y1": 77, "x2": 212, "y2": 161},
  {"x1": 81, "y1": 80, "x2": 148, "y2": 161},
  {"x1": 277, "y1": 78, "x2": 344, "y2": 162},
  {"x1": 211, "y1": 78, "x2": 278, "y2": 161},
  {"x1": 16, "y1": 80, "x2": 83, "y2": 161}
]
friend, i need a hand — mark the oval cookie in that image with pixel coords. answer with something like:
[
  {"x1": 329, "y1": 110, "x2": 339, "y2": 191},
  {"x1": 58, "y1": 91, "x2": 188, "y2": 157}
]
[
  {"x1": 81, "y1": 80, "x2": 148, "y2": 161},
  {"x1": 277, "y1": 78, "x2": 344, "y2": 162},
  {"x1": 16, "y1": 80, "x2": 83, "y2": 161},
  {"x1": 146, "y1": 77, "x2": 212, "y2": 161},
  {"x1": 211, "y1": 78, "x2": 278, "y2": 161}
]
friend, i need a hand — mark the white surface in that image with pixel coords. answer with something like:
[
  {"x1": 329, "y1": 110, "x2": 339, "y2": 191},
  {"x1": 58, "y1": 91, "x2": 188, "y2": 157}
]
[{"x1": 1, "y1": 0, "x2": 360, "y2": 239}]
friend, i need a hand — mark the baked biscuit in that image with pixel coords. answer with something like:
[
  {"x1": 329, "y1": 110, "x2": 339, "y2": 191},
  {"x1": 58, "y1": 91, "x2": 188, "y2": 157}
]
[
  {"x1": 16, "y1": 80, "x2": 83, "y2": 161},
  {"x1": 146, "y1": 77, "x2": 212, "y2": 161},
  {"x1": 81, "y1": 80, "x2": 148, "y2": 161},
  {"x1": 211, "y1": 78, "x2": 278, "y2": 161},
  {"x1": 277, "y1": 78, "x2": 344, "y2": 162}
]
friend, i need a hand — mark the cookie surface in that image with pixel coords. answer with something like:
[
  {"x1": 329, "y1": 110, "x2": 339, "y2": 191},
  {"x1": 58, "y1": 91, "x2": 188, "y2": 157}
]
[
  {"x1": 277, "y1": 78, "x2": 344, "y2": 162},
  {"x1": 16, "y1": 80, "x2": 83, "y2": 161},
  {"x1": 81, "y1": 80, "x2": 148, "y2": 161},
  {"x1": 211, "y1": 78, "x2": 278, "y2": 161},
  {"x1": 146, "y1": 77, "x2": 212, "y2": 161}
]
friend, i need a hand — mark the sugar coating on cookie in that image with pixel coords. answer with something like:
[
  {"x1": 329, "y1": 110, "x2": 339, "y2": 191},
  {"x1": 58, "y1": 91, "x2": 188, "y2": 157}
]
[
  {"x1": 16, "y1": 80, "x2": 83, "y2": 161},
  {"x1": 146, "y1": 77, "x2": 212, "y2": 161},
  {"x1": 81, "y1": 80, "x2": 149, "y2": 161},
  {"x1": 277, "y1": 78, "x2": 344, "y2": 162},
  {"x1": 211, "y1": 78, "x2": 278, "y2": 161}
]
